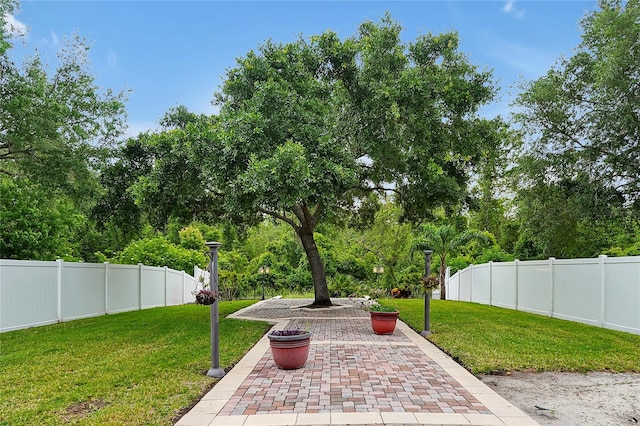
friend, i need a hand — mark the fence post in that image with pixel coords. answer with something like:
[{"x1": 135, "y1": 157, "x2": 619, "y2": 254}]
[
  {"x1": 57, "y1": 259, "x2": 63, "y2": 323},
  {"x1": 514, "y1": 259, "x2": 519, "y2": 311},
  {"x1": 549, "y1": 257, "x2": 556, "y2": 317},
  {"x1": 489, "y1": 261, "x2": 493, "y2": 306},
  {"x1": 445, "y1": 267, "x2": 451, "y2": 299},
  {"x1": 164, "y1": 266, "x2": 168, "y2": 307},
  {"x1": 469, "y1": 265, "x2": 473, "y2": 302},
  {"x1": 138, "y1": 263, "x2": 143, "y2": 310},
  {"x1": 182, "y1": 271, "x2": 186, "y2": 305},
  {"x1": 104, "y1": 262, "x2": 109, "y2": 314},
  {"x1": 599, "y1": 255, "x2": 607, "y2": 327}
]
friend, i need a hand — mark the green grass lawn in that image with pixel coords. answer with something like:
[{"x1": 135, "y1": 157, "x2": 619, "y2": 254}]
[
  {"x1": 382, "y1": 299, "x2": 640, "y2": 375},
  {"x1": 0, "y1": 301, "x2": 270, "y2": 426}
]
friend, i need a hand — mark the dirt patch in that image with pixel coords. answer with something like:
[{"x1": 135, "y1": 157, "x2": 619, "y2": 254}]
[
  {"x1": 481, "y1": 372, "x2": 640, "y2": 425},
  {"x1": 63, "y1": 399, "x2": 108, "y2": 421}
]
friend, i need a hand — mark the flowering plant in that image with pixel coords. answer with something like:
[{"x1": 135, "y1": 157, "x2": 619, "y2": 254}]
[
  {"x1": 421, "y1": 276, "x2": 439, "y2": 292},
  {"x1": 269, "y1": 328, "x2": 309, "y2": 336},
  {"x1": 193, "y1": 288, "x2": 218, "y2": 305}
]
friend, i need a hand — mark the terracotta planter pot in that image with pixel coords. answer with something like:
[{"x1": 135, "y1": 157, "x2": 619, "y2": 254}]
[
  {"x1": 370, "y1": 311, "x2": 399, "y2": 335},
  {"x1": 267, "y1": 331, "x2": 312, "y2": 370}
]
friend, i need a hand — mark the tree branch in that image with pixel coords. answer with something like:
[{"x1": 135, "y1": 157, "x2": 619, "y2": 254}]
[
  {"x1": 291, "y1": 205, "x2": 306, "y2": 227},
  {"x1": 311, "y1": 202, "x2": 324, "y2": 229},
  {"x1": 354, "y1": 184, "x2": 401, "y2": 195},
  {"x1": 259, "y1": 207, "x2": 300, "y2": 230},
  {"x1": 301, "y1": 203, "x2": 314, "y2": 227}
]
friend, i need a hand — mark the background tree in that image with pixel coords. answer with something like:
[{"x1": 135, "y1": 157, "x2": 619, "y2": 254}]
[
  {"x1": 0, "y1": 33, "x2": 127, "y2": 203},
  {"x1": 514, "y1": 0, "x2": 639, "y2": 204},
  {"x1": 468, "y1": 118, "x2": 514, "y2": 244},
  {"x1": 0, "y1": 178, "x2": 85, "y2": 260},
  {"x1": 412, "y1": 224, "x2": 491, "y2": 300},
  {"x1": 1, "y1": 0, "x2": 128, "y2": 261},
  {"x1": 91, "y1": 136, "x2": 154, "y2": 254},
  {"x1": 1, "y1": 0, "x2": 18, "y2": 54},
  {"x1": 513, "y1": 172, "x2": 627, "y2": 259},
  {"x1": 512, "y1": 0, "x2": 639, "y2": 258},
  {"x1": 358, "y1": 203, "x2": 416, "y2": 290}
]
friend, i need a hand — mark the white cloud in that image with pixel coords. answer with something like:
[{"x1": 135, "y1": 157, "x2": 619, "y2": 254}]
[
  {"x1": 51, "y1": 31, "x2": 59, "y2": 45},
  {"x1": 3, "y1": 14, "x2": 27, "y2": 38},
  {"x1": 502, "y1": 1, "x2": 525, "y2": 19}
]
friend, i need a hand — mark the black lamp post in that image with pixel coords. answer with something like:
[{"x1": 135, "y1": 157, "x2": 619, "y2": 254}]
[
  {"x1": 258, "y1": 266, "x2": 270, "y2": 300},
  {"x1": 421, "y1": 249, "x2": 434, "y2": 337},
  {"x1": 205, "y1": 242, "x2": 225, "y2": 378}
]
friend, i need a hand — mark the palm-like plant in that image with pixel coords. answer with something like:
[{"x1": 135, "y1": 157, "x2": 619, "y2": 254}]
[{"x1": 412, "y1": 224, "x2": 491, "y2": 300}]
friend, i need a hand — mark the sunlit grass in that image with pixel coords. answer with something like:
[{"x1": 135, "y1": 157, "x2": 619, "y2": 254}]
[
  {"x1": 0, "y1": 301, "x2": 270, "y2": 425},
  {"x1": 382, "y1": 298, "x2": 640, "y2": 374}
]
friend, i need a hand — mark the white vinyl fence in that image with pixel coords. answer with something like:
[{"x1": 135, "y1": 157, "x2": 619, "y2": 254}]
[
  {"x1": 446, "y1": 255, "x2": 640, "y2": 335},
  {"x1": 0, "y1": 259, "x2": 204, "y2": 333}
]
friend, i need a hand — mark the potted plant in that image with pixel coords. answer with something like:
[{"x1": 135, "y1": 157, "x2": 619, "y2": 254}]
[
  {"x1": 267, "y1": 328, "x2": 312, "y2": 370},
  {"x1": 369, "y1": 303, "x2": 399, "y2": 335},
  {"x1": 193, "y1": 288, "x2": 218, "y2": 305}
]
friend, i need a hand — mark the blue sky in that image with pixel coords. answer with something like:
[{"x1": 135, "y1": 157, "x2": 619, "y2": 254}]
[{"x1": 7, "y1": 1, "x2": 596, "y2": 137}]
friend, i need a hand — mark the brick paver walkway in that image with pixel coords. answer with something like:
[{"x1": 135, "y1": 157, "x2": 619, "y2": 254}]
[{"x1": 176, "y1": 298, "x2": 538, "y2": 426}]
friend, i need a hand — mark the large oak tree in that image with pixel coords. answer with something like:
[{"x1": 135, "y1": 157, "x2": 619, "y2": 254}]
[
  {"x1": 208, "y1": 16, "x2": 497, "y2": 306},
  {"x1": 136, "y1": 16, "x2": 498, "y2": 306}
]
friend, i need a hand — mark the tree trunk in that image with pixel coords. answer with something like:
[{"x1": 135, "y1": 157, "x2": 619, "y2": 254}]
[
  {"x1": 297, "y1": 226, "x2": 332, "y2": 307},
  {"x1": 440, "y1": 257, "x2": 447, "y2": 300}
]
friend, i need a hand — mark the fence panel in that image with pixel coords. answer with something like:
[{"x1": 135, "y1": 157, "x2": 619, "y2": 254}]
[
  {"x1": 604, "y1": 257, "x2": 640, "y2": 333},
  {"x1": 62, "y1": 263, "x2": 106, "y2": 321},
  {"x1": 553, "y1": 258, "x2": 601, "y2": 326},
  {"x1": 446, "y1": 256, "x2": 640, "y2": 335},
  {"x1": 108, "y1": 264, "x2": 141, "y2": 313},
  {"x1": 0, "y1": 260, "x2": 200, "y2": 333},
  {"x1": 140, "y1": 266, "x2": 165, "y2": 308},
  {"x1": 491, "y1": 262, "x2": 516, "y2": 309},
  {"x1": 0, "y1": 260, "x2": 59, "y2": 332},
  {"x1": 447, "y1": 268, "x2": 459, "y2": 300},
  {"x1": 517, "y1": 260, "x2": 552, "y2": 316},
  {"x1": 458, "y1": 267, "x2": 472, "y2": 302},
  {"x1": 166, "y1": 269, "x2": 185, "y2": 305},
  {"x1": 470, "y1": 264, "x2": 491, "y2": 304}
]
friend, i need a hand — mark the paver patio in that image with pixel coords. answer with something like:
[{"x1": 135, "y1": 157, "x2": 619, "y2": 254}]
[{"x1": 176, "y1": 298, "x2": 538, "y2": 426}]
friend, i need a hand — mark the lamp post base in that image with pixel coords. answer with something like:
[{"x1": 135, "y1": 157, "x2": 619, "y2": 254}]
[
  {"x1": 206, "y1": 368, "x2": 226, "y2": 378},
  {"x1": 420, "y1": 330, "x2": 432, "y2": 337}
]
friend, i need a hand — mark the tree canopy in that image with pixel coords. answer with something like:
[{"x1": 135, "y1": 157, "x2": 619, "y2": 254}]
[
  {"x1": 174, "y1": 15, "x2": 499, "y2": 306},
  {"x1": 0, "y1": 0, "x2": 128, "y2": 260},
  {"x1": 512, "y1": 0, "x2": 639, "y2": 258},
  {"x1": 0, "y1": 26, "x2": 127, "y2": 203},
  {"x1": 514, "y1": 0, "x2": 639, "y2": 206}
]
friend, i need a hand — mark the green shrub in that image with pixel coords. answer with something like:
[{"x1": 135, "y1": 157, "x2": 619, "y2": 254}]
[
  {"x1": 336, "y1": 256, "x2": 368, "y2": 280},
  {"x1": 178, "y1": 225, "x2": 206, "y2": 251},
  {"x1": 113, "y1": 236, "x2": 208, "y2": 273},
  {"x1": 219, "y1": 270, "x2": 250, "y2": 300},
  {"x1": 476, "y1": 246, "x2": 515, "y2": 264},
  {"x1": 328, "y1": 274, "x2": 359, "y2": 297}
]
